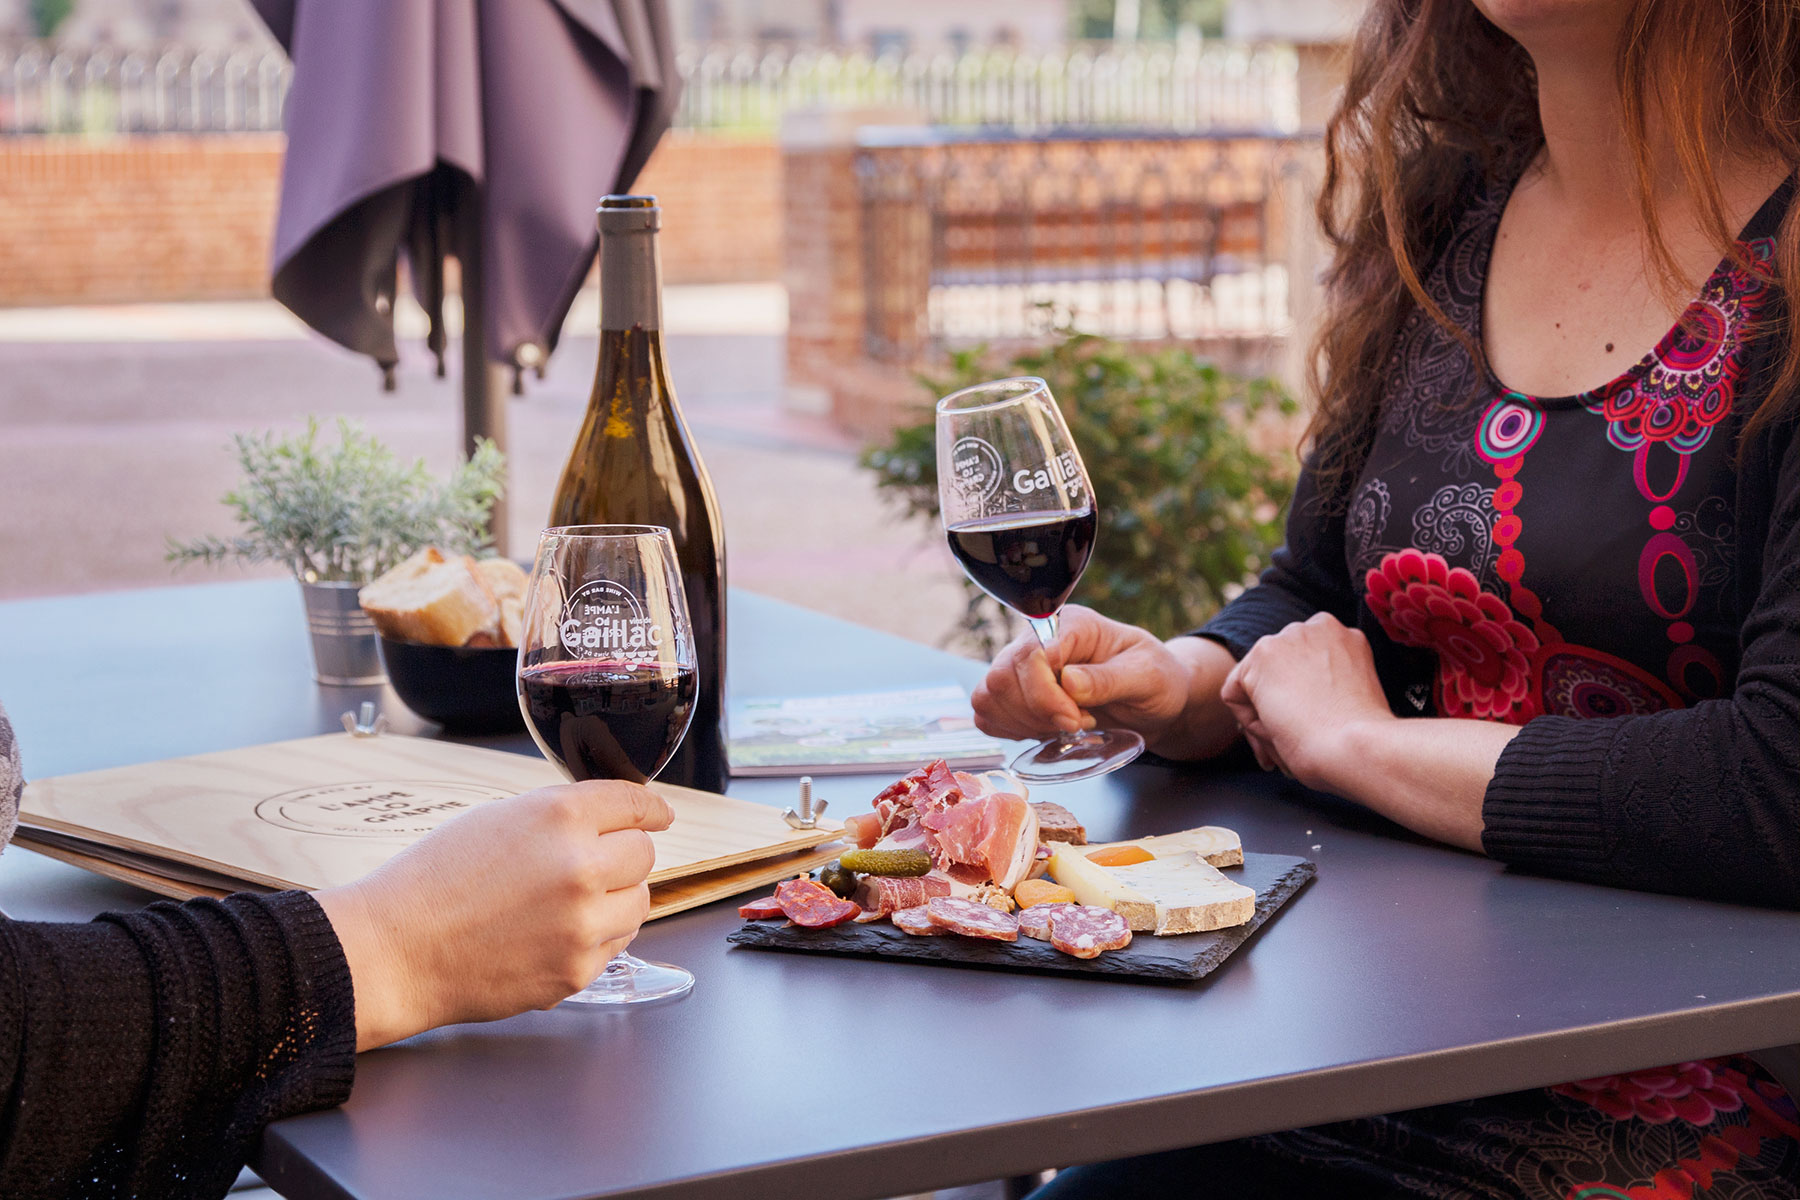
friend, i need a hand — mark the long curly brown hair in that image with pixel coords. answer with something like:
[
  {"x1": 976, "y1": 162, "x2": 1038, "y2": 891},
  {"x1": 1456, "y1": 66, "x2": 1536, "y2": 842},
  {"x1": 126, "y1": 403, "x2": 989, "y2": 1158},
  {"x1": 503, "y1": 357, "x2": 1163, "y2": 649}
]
[{"x1": 1305, "y1": 0, "x2": 1800, "y2": 507}]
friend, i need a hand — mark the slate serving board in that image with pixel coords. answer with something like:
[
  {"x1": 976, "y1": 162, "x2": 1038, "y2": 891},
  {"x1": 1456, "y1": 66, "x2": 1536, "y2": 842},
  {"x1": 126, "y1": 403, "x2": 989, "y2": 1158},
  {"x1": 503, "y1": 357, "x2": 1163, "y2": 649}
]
[{"x1": 727, "y1": 851, "x2": 1315, "y2": 981}]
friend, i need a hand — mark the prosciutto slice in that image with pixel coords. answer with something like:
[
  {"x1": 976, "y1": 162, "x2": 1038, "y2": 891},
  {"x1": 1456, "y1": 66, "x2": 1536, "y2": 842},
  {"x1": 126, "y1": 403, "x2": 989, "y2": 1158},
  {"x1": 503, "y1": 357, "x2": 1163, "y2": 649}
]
[{"x1": 855, "y1": 760, "x2": 1038, "y2": 889}]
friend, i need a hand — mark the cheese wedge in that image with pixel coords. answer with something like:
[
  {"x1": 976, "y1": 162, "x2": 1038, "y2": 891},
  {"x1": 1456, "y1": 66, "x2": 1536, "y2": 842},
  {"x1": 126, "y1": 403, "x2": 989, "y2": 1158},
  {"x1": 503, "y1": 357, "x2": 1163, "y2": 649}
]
[
  {"x1": 1108, "y1": 851, "x2": 1255, "y2": 934},
  {"x1": 1047, "y1": 842, "x2": 1156, "y2": 931},
  {"x1": 1087, "y1": 825, "x2": 1243, "y2": 868}
]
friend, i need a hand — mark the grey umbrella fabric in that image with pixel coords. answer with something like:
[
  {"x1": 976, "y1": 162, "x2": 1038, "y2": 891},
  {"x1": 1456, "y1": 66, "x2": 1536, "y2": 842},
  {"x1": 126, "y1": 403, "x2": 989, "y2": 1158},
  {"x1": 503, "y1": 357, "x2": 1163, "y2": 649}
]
[{"x1": 251, "y1": 0, "x2": 678, "y2": 384}]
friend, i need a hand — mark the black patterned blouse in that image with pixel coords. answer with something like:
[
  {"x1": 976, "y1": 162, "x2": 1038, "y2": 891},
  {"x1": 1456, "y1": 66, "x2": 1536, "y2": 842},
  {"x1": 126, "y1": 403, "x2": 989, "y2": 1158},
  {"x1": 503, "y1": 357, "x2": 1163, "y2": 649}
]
[
  {"x1": 1203, "y1": 168, "x2": 1800, "y2": 909},
  {"x1": 1133, "y1": 170, "x2": 1800, "y2": 1200}
]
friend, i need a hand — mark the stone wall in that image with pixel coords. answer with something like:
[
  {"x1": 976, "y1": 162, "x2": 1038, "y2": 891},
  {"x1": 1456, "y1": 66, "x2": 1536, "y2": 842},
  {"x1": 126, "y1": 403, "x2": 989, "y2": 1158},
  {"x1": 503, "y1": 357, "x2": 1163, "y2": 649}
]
[{"x1": 0, "y1": 132, "x2": 782, "y2": 306}]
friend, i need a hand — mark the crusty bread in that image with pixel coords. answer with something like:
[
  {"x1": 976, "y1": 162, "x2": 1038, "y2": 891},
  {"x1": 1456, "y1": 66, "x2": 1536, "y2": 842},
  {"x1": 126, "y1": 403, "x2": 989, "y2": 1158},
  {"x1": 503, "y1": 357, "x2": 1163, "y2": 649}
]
[
  {"x1": 359, "y1": 548, "x2": 500, "y2": 646},
  {"x1": 472, "y1": 558, "x2": 529, "y2": 648}
]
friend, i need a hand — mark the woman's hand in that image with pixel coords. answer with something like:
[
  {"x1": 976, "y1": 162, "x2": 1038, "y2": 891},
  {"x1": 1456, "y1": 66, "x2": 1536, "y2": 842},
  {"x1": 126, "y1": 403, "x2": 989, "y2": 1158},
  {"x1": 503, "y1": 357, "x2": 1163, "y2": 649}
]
[
  {"x1": 315, "y1": 781, "x2": 673, "y2": 1051},
  {"x1": 1220, "y1": 612, "x2": 1393, "y2": 789},
  {"x1": 971, "y1": 605, "x2": 1242, "y2": 759}
]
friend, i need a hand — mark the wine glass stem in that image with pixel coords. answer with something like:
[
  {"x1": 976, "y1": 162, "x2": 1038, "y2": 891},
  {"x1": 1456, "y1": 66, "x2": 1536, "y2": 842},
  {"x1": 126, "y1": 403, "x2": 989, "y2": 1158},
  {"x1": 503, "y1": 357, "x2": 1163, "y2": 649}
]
[{"x1": 1026, "y1": 612, "x2": 1093, "y2": 751}]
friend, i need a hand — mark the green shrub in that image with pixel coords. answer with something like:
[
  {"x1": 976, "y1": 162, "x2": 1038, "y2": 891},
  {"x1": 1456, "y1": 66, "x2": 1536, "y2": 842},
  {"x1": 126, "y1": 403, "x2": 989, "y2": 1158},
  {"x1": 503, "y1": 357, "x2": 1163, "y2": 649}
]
[
  {"x1": 167, "y1": 417, "x2": 504, "y2": 584},
  {"x1": 861, "y1": 333, "x2": 1299, "y2": 653}
]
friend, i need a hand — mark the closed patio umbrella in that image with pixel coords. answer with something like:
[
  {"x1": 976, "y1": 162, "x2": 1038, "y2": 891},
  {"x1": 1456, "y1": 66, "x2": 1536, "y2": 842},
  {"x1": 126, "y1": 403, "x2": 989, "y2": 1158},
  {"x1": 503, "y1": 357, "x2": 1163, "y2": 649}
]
[{"x1": 248, "y1": 0, "x2": 681, "y2": 550}]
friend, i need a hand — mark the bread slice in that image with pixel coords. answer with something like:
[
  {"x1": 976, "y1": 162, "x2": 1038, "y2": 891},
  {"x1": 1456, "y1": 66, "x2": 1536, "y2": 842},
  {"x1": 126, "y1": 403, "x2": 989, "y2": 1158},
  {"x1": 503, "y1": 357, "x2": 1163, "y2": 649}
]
[
  {"x1": 472, "y1": 558, "x2": 529, "y2": 647},
  {"x1": 359, "y1": 548, "x2": 499, "y2": 646},
  {"x1": 1107, "y1": 852, "x2": 1256, "y2": 934}
]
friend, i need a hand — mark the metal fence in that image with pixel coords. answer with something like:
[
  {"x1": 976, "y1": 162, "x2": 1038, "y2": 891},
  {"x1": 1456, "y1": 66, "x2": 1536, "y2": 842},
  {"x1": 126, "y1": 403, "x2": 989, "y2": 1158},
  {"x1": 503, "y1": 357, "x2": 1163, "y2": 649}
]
[
  {"x1": 0, "y1": 40, "x2": 1297, "y2": 136},
  {"x1": 858, "y1": 130, "x2": 1311, "y2": 360}
]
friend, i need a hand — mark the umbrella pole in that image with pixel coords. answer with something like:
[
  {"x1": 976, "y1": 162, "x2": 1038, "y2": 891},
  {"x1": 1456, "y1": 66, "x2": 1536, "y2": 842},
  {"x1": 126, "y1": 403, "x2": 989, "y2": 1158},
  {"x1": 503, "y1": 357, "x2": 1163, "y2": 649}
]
[{"x1": 459, "y1": 239, "x2": 512, "y2": 557}]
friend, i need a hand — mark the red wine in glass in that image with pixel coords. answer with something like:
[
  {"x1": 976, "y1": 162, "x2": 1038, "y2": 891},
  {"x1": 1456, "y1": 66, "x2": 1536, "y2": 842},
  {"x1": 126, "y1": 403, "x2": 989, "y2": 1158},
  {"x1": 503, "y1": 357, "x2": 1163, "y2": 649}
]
[
  {"x1": 936, "y1": 377, "x2": 1144, "y2": 783},
  {"x1": 517, "y1": 524, "x2": 698, "y2": 1005},
  {"x1": 519, "y1": 660, "x2": 697, "y2": 785},
  {"x1": 946, "y1": 508, "x2": 1098, "y2": 619}
]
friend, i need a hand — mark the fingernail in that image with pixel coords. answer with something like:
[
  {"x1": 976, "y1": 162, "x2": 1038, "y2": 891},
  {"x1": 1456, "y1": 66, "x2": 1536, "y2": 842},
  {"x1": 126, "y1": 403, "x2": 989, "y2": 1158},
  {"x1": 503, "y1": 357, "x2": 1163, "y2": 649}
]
[{"x1": 1063, "y1": 666, "x2": 1086, "y2": 695}]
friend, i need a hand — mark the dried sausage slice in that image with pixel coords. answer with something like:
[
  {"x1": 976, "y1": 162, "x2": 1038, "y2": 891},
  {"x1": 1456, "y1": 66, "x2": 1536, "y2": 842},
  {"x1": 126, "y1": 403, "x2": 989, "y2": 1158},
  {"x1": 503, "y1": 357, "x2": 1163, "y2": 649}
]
[
  {"x1": 737, "y1": 895, "x2": 786, "y2": 919},
  {"x1": 1017, "y1": 902, "x2": 1075, "y2": 941},
  {"x1": 891, "y1": 905, "x2": 945, "y2": 936},
  {"x1": 775, "y1": 878, "x2": 862, "y2": 928},
  {"x1": 1047, "y1": 905, "x2": 1132, "y2": 959},
  {"x1": 925, "y1": 896, "x2": 1020, "y2": 942}
]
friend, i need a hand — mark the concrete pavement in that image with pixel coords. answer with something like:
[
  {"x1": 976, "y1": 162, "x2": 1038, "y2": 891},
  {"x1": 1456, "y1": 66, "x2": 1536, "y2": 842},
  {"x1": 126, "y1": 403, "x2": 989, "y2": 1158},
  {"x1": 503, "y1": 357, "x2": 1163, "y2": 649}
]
[{"x1": 0, "y1": 285, "x2": 978, "y2": 655}]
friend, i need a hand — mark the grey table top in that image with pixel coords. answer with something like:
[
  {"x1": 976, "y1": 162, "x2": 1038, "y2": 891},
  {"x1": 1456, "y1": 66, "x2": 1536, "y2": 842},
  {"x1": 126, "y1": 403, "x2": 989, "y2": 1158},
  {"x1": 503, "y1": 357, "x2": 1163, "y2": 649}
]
[{"x1": 4, "y1": 580, "x2": 1800, "y2": 1200}]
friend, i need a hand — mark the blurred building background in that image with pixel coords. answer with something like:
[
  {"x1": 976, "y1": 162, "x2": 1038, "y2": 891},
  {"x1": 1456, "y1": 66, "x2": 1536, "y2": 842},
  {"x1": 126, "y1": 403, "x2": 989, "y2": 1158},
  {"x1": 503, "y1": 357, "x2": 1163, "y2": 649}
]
[{"x1": 0, "y1": 0, "x2": 1361, "y2": 651}]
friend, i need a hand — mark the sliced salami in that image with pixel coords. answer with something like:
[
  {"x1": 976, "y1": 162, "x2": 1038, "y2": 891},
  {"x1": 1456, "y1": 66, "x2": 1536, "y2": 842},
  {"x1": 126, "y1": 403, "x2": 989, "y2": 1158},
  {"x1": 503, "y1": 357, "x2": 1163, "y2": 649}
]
[
  {"x1": 925, "y1": 896, "x2": 1020, "y2": 942},
  {"x1": 1017, "y1": 902, "x2": 1075, "y2": 941},
  {"x1": 891, "y1": 905, "x2": 945, "y2": 936},
  {"x1": 1047, "y1": 904, "x2": 1132, "y2": 959},
  {"x1": 774, "y1": 878, "x2": 862, "y2": 928},
  {"x1": 737, "y1": 895, "x2": 786, "y2": 920}
]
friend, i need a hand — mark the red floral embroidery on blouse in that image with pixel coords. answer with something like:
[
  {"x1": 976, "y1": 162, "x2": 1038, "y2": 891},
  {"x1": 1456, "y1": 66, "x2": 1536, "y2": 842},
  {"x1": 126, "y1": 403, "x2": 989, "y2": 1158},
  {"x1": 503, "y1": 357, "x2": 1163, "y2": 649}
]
[
  {"x1": 1554, "y1": 1062, "x2": 1748, "y2": 1126},
  {"x1": 1364, "y1": 549, "x2": 1540, "y2": 723}
]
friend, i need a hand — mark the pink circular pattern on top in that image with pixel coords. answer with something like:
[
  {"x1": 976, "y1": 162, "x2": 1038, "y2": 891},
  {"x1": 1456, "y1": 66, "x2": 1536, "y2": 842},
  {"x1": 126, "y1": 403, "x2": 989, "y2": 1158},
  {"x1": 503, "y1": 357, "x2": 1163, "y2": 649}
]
[{"x1": 1553, "y1": 1062, "x2": 1749, "y2": 1126}]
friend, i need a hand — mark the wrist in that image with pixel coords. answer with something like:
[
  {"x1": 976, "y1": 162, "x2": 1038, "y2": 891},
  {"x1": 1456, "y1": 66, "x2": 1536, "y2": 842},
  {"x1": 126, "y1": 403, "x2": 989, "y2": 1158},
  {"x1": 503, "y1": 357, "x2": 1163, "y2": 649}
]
[
  {"x1": 315, "y1": 881, "x2": 425, "y2": 1052},
  {"x1": 1308, "y1": 713, "x2": 1397, "y2": 801}
]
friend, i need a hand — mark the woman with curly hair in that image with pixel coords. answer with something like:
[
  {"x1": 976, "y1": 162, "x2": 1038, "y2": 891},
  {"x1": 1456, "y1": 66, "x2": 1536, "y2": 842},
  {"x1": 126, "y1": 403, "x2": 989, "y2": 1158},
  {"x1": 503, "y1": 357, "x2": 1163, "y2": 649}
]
[{"x1": 981, "y1": 0, "x2": 1800, "y2": 1193}]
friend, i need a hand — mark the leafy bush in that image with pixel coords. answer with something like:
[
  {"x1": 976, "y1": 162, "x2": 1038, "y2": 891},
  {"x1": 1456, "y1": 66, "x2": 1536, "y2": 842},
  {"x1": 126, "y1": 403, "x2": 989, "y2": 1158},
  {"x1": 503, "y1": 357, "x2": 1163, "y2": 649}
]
[
  {"x1": 861, "y1": 333, "x2": 1299, "y2": 653},
  {"x1": 168, "y1": 418, "x2": 504, "y2": 584}
]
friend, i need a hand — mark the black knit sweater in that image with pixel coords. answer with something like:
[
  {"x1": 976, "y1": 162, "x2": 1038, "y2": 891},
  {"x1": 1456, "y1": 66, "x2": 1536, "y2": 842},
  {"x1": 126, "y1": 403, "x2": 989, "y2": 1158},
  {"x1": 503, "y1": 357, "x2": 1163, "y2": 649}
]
[
  {"x1": 0, "y1": 707, "x2": 357, "y2": 1198},
  {"x1": 1201, "y1": 172, "x2": 1800, "y2": 908}
]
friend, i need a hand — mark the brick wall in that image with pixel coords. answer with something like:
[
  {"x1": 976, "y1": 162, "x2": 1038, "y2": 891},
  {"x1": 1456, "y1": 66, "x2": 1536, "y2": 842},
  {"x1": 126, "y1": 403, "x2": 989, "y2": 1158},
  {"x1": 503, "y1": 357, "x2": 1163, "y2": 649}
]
[
  {"x1": 0, "y1": 136, "x2": 284, "y2": 306},
  {"x1": 0, "y1": 132, "x2": 781, "y2": 306}
]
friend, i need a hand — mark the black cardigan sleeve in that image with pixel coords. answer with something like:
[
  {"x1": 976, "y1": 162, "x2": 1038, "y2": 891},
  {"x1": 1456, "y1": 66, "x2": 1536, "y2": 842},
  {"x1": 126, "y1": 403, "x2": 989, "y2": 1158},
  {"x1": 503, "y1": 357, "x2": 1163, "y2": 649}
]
[
  {"x1": 0, "y1": 890, "x2": 357, "y2": 1200},
  {"x1": 1196, "y1": 454, "x2": 1361, "y2": 658},
  {"x1": 1482, "y1": 418, "x2": 1800, "y2": 908}
]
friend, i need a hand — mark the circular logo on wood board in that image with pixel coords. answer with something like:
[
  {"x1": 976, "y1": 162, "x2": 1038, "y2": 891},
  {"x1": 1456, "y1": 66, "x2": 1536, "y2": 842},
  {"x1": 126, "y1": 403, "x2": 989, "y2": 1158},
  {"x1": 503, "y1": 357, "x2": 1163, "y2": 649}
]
[{"x1": 254, "y1": 779, "x2": 510, "y2": 838}]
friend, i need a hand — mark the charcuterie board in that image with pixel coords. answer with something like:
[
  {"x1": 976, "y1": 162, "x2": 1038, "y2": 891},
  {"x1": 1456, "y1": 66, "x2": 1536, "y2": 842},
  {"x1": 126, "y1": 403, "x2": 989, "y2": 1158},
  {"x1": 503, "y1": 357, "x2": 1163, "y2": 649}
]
[{"x1": 727, "y1": 852, "x2": 1314, "y2": 981}]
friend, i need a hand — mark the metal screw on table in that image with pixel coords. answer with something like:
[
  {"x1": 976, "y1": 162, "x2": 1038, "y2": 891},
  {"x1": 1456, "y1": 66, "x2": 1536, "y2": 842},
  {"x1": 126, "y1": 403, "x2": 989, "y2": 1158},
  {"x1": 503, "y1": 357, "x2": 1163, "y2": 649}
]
[{"x1": 782, "y1": 776, "x2": 829, "y2": 829}]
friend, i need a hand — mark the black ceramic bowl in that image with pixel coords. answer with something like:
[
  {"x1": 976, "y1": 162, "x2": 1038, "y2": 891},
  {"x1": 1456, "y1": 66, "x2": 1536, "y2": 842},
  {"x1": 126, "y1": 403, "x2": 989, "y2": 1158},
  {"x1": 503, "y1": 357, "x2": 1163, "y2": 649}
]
[{"x1": 378, "y1": 637, "x2": 524, "y2": 734}]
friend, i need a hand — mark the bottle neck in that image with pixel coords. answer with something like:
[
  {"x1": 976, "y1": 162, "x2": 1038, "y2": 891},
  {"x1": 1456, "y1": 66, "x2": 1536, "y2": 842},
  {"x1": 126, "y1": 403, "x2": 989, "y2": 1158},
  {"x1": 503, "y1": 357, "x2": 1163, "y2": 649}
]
[{"x1": 599, "y1": 229, "x2": 662, "y2": 333}]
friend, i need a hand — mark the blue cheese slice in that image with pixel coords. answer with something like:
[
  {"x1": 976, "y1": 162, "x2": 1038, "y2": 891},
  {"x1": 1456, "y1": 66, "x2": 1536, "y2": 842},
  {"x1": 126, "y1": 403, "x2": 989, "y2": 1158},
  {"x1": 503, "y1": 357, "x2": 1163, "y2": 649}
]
[
  {"x1": 1086, "y1": 825, "x2": 1243, "y2": 868},
  {"x1": 1106, "y1": 851, "x2": 1256, "y2": 934}
]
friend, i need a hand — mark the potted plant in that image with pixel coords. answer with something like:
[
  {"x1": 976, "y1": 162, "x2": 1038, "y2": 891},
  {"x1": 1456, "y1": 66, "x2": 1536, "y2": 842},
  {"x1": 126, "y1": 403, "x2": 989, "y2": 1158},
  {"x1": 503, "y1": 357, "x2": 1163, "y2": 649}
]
[{"x1": 168, "y1": 418, "x2": 505, "y2": 685}]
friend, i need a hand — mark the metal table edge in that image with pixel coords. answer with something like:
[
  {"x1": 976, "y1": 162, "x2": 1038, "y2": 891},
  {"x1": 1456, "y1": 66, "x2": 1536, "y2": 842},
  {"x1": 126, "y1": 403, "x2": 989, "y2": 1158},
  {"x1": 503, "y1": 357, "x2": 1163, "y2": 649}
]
[{"x1": 253, "y1": 991, "x2": 1800, "y2": 1200}]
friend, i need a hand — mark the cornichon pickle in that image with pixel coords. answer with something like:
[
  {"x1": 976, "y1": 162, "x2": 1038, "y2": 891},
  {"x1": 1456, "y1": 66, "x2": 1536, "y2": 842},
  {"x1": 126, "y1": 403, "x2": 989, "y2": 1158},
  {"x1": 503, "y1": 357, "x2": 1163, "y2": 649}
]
[
  {"x1": 838, "y1": 847, "x2": 932, "y2": 877},
  {"x1": 816, "y1": 862, "x2": 858, "y2": 898}
]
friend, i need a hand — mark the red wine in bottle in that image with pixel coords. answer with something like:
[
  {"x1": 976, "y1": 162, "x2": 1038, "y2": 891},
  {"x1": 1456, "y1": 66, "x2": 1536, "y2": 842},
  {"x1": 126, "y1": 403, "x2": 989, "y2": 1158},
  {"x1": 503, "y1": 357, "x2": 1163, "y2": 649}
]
[{"x1": 548, "y1": 195, "x2": 728, "y2": 793}]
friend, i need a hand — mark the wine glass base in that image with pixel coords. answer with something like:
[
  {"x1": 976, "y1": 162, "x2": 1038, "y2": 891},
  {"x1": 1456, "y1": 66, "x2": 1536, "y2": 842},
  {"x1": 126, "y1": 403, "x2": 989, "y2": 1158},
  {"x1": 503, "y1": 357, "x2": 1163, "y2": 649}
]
[
  {"x1": 1010, "y1": 727, "x2": 1146, "y2": 783},
  {"x1": 560, "y1": 953, "x2": 694, "y2": 1006}
]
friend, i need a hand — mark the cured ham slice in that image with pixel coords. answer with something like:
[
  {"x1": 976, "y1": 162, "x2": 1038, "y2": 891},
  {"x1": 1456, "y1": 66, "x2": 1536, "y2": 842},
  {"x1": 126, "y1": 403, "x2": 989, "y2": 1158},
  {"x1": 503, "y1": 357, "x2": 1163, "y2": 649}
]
[{"x1": 851, "y1": 873, "x2": 952, "y2": 916}]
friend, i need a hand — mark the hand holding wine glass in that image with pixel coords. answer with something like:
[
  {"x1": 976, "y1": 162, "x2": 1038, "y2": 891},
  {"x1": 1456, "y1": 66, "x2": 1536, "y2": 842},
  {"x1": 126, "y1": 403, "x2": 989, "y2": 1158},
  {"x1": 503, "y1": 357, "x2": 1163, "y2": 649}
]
[
  {"x1": 517, "y1": 525, "x2": 698, "y2": 1005},
  {"x1": 937, "y1": 377, "x2": 1145, "y2": 782}
]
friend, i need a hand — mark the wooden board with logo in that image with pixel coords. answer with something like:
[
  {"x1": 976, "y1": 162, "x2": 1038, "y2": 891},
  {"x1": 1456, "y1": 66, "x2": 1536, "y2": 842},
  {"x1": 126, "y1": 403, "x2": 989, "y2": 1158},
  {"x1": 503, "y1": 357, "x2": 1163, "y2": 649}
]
[{"x1": 20, "y1": 733, "x2": 841, "y2": 907}]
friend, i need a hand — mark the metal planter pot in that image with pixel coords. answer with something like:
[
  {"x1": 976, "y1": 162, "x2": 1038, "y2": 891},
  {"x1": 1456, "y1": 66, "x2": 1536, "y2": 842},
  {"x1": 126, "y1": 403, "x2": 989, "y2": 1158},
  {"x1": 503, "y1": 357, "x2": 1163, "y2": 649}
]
[{"x1": 300, "y1": 580, "x2": 385, "y2": 686}]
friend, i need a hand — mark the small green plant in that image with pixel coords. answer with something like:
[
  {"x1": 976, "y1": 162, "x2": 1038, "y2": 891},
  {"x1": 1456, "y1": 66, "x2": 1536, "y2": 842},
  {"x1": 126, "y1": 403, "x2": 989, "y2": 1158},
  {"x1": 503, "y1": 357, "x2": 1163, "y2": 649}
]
[
  {"x1": 861, "y1": 333, "x2": 1299, "y2": 654},
  {"x1": 168, "y1": 418, "x2": 505, "y2": 584}
]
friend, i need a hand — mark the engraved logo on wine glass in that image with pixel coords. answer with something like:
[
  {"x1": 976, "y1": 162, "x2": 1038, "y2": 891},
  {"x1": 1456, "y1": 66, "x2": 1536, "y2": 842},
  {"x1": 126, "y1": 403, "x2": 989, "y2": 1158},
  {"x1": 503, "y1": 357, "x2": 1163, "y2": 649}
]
[
  {"x1": 255, "y1": 780, "x2": 509, "y2": 838},
  {"x1": 1010, "y1": 449, "x2": 1085, "y2": 500},
  {"x1": 560, "y1": 578, "x2": 667, "y2": 662},
  {"x1": 950, "y1": 436, "x2": 1004, "y2": 502}
]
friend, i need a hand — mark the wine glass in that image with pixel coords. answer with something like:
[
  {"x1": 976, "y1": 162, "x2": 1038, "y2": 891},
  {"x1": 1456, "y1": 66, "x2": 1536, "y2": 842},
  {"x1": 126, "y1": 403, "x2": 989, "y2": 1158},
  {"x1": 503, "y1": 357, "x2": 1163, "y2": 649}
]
[
  {"x1": 937, "y1": 376, "x2": 1145, "y2": 783},
  {"x1": 517, "y1": 525, "x2": 697, "y2": 1005}
]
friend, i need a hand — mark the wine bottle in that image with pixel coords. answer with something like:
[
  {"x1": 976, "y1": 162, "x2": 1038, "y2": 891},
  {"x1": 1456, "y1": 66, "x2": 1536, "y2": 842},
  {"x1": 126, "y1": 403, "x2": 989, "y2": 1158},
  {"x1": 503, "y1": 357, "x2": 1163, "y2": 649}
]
[{"x1": 549, "y1": 195, "x2": 729, "y2": 793}]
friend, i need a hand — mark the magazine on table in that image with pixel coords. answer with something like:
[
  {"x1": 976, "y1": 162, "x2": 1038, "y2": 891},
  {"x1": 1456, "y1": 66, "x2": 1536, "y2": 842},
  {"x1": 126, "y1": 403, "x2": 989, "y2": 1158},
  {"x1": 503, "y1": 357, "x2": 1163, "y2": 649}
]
[{"x1": 727, "y1": 684, "x2": 1006, "y2": 776}]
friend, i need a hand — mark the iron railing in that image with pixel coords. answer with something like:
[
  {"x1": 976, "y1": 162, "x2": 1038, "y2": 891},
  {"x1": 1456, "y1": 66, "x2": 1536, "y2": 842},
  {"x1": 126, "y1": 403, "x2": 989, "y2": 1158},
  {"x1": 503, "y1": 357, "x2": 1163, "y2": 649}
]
[
  {"x1": 0, "y1": 40, "x2": 1298, "y2": 136},
  {"x1": 857, "y1": 129, "x2": 1311, "y2": 360}
]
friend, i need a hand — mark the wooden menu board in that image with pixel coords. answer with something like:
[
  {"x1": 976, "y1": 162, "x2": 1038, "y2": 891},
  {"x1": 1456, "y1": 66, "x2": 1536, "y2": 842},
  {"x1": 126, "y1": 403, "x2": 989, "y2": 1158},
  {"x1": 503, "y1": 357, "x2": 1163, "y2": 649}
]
[{"x1": 20, "y1": 733, "x2": 841, "y2": 906}]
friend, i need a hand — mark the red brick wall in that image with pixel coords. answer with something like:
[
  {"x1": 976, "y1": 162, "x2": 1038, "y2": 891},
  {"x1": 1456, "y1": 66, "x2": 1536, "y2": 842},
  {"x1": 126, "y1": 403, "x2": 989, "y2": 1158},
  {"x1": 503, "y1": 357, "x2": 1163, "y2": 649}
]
[
  {"x1": 0, "y1": 136, "x2": 284, "y2": 306},
  {"x1": 0, "y1": 132, "x2": 781, "y2": 306}
]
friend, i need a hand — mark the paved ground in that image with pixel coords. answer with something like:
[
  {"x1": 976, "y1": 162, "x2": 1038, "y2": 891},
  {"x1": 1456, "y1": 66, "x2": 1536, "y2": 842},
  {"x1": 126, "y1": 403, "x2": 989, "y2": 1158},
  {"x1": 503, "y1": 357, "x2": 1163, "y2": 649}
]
[{"x1": 0, "y1": 285, "x2": 980, "y2": 655}]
